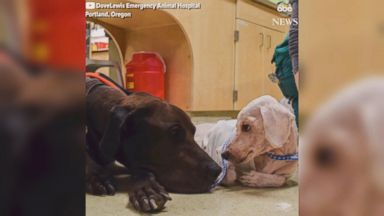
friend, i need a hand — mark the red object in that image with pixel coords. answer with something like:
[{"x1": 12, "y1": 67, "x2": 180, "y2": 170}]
[
  {"x1": 95, "y1": 42, "x2": 109, "y2": 50},
  {"x1": 125, "y1": 52, "x2": 166, "y2": 99},
  {"x1": 28, "y1": 0, "x2": 85, "y2": 70}
]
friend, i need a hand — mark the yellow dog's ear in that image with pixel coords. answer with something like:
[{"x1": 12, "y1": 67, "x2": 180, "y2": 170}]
[{"x1": 260, "y1": 104, "x2": 294, "y2": 148}]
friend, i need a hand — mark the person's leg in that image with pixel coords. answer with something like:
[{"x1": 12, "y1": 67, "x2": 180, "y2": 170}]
[
  {"x1": 292, "y1": 97, "x2": 299, "y2": 127},
  {"x1": 289, "y1": 0, "x2": 299, "y2": 126},
  {"x1": 289, "y1": 0, "x2": 299, "y2": 83}
]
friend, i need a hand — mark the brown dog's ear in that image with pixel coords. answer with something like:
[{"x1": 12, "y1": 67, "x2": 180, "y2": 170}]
[
  {"x1": 98, "y1": 106, "x2": 132, "y2": 164},
  {"x1": 260, "y1": 104, "x2": 294, "y2": 148},
  {"x1": 98, "y1": 105, "x2": 154, "y2": 165}
]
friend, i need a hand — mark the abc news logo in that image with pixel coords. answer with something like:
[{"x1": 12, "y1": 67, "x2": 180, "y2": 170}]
[
  {"x1": 276, "y1": 2, "x2": 293, "y2": 13},
  {"x1": 273, "y1": 1, "x2": 297, "y2": 26},
  {"x1": 272, "y1": 18, "x2": 298, "y2": 26}
]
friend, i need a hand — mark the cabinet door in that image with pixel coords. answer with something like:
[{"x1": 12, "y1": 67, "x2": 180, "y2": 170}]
[
  {"x1": 263, "y1": 28, "x2": 285, "y2": 99},
  {"x1": 234, "y1": 19, "x2": 265, "y2": 110}
]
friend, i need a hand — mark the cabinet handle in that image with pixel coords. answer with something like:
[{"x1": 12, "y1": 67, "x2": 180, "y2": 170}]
[
  {"x1": 267, "y1": 35, "x2": 272, "y2": 49},
  {"x1": 259, "y1": 33, "x2": 264, "y2": 49}
]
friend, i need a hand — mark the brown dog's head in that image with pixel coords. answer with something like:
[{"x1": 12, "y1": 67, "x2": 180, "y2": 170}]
[
  {"x1": 99, "y1": 95, "x2": 221, "y2": 193},
  {"x1": 222, "y1": 96, "x2": 296, "y2": 164}
]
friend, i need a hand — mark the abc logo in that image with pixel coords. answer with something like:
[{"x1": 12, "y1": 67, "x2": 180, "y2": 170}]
[{"x1": 277, "y1": 2, "x2": 293, "y2": 13}]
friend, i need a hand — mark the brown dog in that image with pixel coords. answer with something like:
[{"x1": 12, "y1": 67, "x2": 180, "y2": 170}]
[
  {"x1": 1, "y1": 49, "x2": 84, "y2": 216},
  {"x1": 86, "y1": 77, "x2": 221, "y2": 212}
]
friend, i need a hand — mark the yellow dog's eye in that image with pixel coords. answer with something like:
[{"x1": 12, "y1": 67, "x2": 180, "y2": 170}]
[
  {"x1": 241, "y1": 124, "x2": 252, "y2": 132},
  {"x1": 314, "y1": 145, "x2": 337, "y2": 169}
]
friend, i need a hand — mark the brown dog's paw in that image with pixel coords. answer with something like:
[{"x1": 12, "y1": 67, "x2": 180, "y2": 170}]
[
  {"x1": 86, "y1": 175, "x2": 117, "y2": 196},
  {"x1": 128, "y1": 173, "x2": 171, "y2": 212}
]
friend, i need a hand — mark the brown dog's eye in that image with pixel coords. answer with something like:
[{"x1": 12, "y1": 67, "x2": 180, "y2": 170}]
[
  {"x1": 169, "y1": 125, "x2": 185, "y2": 140},
  {"x1": 242, "y1": 124, "x2": 252, "y2": 132}
]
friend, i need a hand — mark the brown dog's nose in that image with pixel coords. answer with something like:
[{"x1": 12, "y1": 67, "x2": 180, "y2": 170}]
[
  {"x1": 221, "y1": 151, "x2": 232, "y2": 160},
  {"x1": 207, "y1": 163, "x2": 222, "y2": 178}
]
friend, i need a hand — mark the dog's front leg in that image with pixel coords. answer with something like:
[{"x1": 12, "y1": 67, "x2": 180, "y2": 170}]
[
  {"x1": 239, "y1": 171, "x2": 286, "y2": 187},
  {"x1": 127, "y1": 171, "x2": 171, "y2": 212},
  {"x1": 86, "y1": 155, "x2": 117, "y2": 195},
  {"x1": 221, "y1": 162, "x2": 237, "y2": 186}
]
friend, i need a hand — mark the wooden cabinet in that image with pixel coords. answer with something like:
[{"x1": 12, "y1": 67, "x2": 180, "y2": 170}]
[
  {"x1": 234, "y1": 0, "x2": 288, "y2": 109},
  {"x1": 167, "y1": 0, "x2": 237, "y2": 111},
  {"x1": 126, "y1": 0, "x2": 237, "y2": 111},
  {"x1": 89, "y1": 0, "x2": 237, "y2": 111},
  {"x1": 234, "y1": 18, "x2": 286, "y2": 109},
  {"x1": 234, "y1": 20, "x2": 265, "y2": 109},
  {"x1": 87, "y1": 0, "x2": 287, "y2": 111}
]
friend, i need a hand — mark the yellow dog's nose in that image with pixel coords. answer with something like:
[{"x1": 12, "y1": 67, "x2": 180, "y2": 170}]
[{"x1": 221, "y1": 151, "x2": 232, "y2": 161}]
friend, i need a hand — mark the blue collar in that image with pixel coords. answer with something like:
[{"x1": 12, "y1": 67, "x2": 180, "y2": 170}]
[{"x1": 266, "y1": 152, "x2": 298, "y2": 161}]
